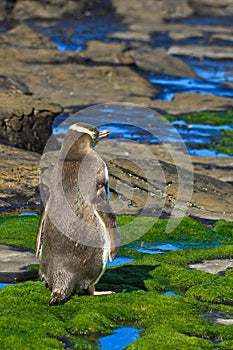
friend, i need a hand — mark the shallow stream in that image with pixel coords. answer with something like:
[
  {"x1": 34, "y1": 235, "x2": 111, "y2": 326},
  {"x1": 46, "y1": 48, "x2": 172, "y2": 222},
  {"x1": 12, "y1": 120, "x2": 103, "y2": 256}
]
[{"x1": 29, "y1": 14, "x2": 233, "y2": 157}]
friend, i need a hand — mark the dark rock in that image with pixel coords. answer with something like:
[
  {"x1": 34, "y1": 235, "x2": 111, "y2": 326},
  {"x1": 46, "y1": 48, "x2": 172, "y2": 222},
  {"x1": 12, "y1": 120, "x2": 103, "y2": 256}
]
[
  {"x1": 0, "y1": 1, "x2": 7, "y2": 21},
  {"x1": 190, "y1": 0, "x2": 233, "y2": 16},
  {"x1": 112, "y1": 0, "x2": 194, "y2": 24},
  {"x1": 132, "y1": 47, "x2": 197, "y2": 78},
  {"x1": 81, "y1": 40, "x2": 134, "y2": 65},
  {"x1": 150, "y1": 93, "x2": 233, "y2": 115},
  {"x1": 168, "y1": 26, "x2": 204, "y2": 41},
  {"x1": 0, "y1": 75, "x2": 30, "y2": 94},
  {"x1": 0, "y1": 92, "x2": 62, "y2": 153},
  {"x1": 3, "y1": 0, "x2": 111, "y2": 20},
  {"x1": 1, "y1": 24, "x2": 57, "y2": 49},
  {"x1": 168, "y1": 45, "x2": 233, "y2": 60},
  {"x1": 97, "y1": 141, "x2": 233, "y2": 220}
]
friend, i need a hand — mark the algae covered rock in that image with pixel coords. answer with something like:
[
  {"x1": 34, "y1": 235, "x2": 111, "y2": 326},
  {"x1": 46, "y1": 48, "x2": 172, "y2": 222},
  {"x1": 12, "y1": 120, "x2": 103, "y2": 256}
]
[{"x1": 0, "y1": 215, "x2": 233, "y2": 349}]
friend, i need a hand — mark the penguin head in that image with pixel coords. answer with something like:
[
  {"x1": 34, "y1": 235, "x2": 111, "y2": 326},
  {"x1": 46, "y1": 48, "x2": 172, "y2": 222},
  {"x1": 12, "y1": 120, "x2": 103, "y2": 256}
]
[
  {"x1": 62, "y1": 124, "x2": 110, "y2": 160},
  {"x1": 69, "y1": 123, "x2": 110, "y2": 146}
]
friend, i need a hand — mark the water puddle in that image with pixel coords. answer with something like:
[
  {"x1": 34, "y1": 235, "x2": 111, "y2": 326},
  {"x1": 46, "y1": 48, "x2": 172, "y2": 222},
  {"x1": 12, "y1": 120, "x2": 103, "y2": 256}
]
[
  {"x1": 149, "y1": 74, "x2": 233, "y2": 101},
  {"x1": 0, "y1": 283, "x2": 12, "y2": 289},
  {"x1": 99, "y1": 327, "x2": 140, "y2": 350},
  {"x1": 30, "y1": 13, "x2": 232, "y2": 159},
  {"x1": 168, "y1": 15, "x2": 233, "y2": 27},
  {"x1": 31, "y1": 16, "x2": 125, "y2": 51},
  {"x1": 53, "y1": 110, "x2": 233, "y2": 158},
  {"x1": 182, "y1": 58, "x2": 233, "y2": 84},
  {"x1": 163, "y1": 290, "x2": 181, "y2": 297},
  {"x1": 189, "y1": 148, "x2": 232, "y2": 158},
  {"x1": 18, "y1": 212, "x2": 39, "y2": 216},
  {"x1": 107, "y1": 257, "x2": 136, "y2": 267},
  {"x1": 128, "y1": 240, "x2": 222, "y2": 255}
]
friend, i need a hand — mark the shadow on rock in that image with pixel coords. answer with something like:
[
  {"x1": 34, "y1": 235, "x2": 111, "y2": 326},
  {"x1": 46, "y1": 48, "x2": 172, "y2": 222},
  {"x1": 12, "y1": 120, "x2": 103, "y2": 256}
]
[{"x1": 97, "y1": 264, "x2": 156, "y2": 293}]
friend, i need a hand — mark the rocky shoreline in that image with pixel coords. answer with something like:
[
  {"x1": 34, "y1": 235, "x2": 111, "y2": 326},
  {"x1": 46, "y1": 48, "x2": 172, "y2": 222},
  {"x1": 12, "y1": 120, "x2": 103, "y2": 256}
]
[
  {"x1": 0, "y1": 3, "x2": 233, "y2": 348},
  {"x1": 0, "y1": 0, "x2": 232, "y2": 220}
]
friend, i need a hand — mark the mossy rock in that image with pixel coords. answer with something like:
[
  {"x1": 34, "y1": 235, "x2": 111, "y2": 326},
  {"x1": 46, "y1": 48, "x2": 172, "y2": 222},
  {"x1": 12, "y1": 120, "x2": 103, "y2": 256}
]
[
  {"x1": 164, "y1": 110, "x2": 233, "y2": 156},
  {"x1": 165, "y1": 110, "x2": 233, "y2": 126},
  {"x1": 0, "y1": 214, "x2": 233, "y2": 349}
]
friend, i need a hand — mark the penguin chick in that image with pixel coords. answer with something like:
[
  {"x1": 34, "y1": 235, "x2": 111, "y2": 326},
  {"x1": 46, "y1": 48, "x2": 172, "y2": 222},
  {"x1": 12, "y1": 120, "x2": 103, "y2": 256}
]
[{"x1": 36, "y1": 123, "x2": 120, "y2": 305}]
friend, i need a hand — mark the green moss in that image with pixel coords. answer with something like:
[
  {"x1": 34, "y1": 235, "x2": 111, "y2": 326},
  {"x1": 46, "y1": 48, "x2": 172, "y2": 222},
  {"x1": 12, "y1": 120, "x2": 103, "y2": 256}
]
[
  {"x1": 120, "y1": 216, "x2": 226, "y2": 248},
  {"x1": 210, "y1": 129, "x2": 233, "y2": 156},
  {"x1": 145, "y1": 264, "x2": 218, "y2": 294},
  {"x1": 218, "y1": 340, "x2": 233, "y2": 349},
  {"x1": 67, "y1": 311, "x2": 115, "y2": 335},
  {"x1": 1, "y1": 215, "x2": 233, "y2": 349},
  {"x1": 165, "y1": 110, "x2": 233, "y2": 126},
  {"x1": 164, "y1": 111, "x2": 233, "y2": 156},
  {"x1": 214, "y1": 220, "x2": 233, "y2": 242},
  {"x1": 127, "y1": 330, "x2": 215, "y2": 350},
  {"x1": 186, "y1": 278, "x2": 233, "y2": 304},
  {"x1": 0, "y1": 215, "x2": 39, "y2": 250}
]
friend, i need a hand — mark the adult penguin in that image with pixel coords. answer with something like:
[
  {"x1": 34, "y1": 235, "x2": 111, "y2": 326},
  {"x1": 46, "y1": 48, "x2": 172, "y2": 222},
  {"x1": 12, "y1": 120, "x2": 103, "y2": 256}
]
[{"x1": 36, "y1": 123, "x2": 120, "y2": 305}]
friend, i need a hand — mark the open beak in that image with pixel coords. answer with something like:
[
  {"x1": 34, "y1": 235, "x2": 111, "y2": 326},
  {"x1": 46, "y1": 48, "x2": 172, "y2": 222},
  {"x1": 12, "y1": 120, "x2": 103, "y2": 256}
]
[{"x1": 98, "y1": 129, "x2": 110, "y2": 139}]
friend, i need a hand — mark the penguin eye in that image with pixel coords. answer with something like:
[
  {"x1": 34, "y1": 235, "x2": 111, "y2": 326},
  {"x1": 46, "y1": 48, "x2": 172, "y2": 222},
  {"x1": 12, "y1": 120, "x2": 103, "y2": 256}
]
[{"x1": 90, "y1": 128, "x2": 99, "y2": 139}]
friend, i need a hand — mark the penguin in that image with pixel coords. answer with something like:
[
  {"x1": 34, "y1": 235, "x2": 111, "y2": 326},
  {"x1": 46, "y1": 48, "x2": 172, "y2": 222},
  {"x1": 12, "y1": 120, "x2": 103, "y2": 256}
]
[{"x1": 36, "y1": 123, "x2": 120, "y2": 305}]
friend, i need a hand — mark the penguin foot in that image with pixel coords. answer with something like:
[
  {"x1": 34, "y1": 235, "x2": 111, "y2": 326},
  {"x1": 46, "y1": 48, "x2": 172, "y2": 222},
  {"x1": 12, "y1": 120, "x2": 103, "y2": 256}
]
[
  {"x1": 49, "y1": 289, "x2": 68, "y2": 305},
  {"x1": 93, "y1": 290, "x2": 116, "y2": 295},
  {"x1": 88, "y1": 286, "x2": 115, "y2": 295}
]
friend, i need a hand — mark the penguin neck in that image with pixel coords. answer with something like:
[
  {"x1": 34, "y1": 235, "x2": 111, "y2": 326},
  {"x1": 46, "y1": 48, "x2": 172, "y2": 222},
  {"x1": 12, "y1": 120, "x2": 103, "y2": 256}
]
[{"x1": 60, "y1": 132, "x2": 94, "y2": 161}]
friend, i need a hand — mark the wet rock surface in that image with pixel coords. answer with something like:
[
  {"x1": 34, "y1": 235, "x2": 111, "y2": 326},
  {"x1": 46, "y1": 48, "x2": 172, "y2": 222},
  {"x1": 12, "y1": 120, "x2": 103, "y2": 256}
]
[
  {"x1": 1, "y1": 0, "x2": 110, "y2": 21},
  {"x1": 202, "y1": 310, "x2": 233, "y2": 326},
  {"x1": 0, "y1": 1, "x2": 232, "y2": 216},
  {"x1": 190, "y1": 0, "x2": 233, "y2": 16},
  {"x1": 0, "y1": 144, "x2": 40, "y2": 211},
  {"x1": 188, "y1": 259, "x2": 233, "y2": 276},
  {"x1": 0, "y1": 1, "x2": 232, "y2": 113},
  {"x1": 0, "y1": 244, "x2": 38, "y2": 283},
  {"x1": 98, "y1": 141, "x2": 233, "y2": 220},
  {"x1": 3, "y1": 140, "x2": 231, "y2": 221}
]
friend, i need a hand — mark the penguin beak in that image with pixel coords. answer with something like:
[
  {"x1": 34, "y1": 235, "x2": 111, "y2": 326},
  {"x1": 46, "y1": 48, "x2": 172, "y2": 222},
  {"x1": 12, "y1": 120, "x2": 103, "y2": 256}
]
[{"x1": 98, "y1": 130, "x2": 110, "y2": 139}]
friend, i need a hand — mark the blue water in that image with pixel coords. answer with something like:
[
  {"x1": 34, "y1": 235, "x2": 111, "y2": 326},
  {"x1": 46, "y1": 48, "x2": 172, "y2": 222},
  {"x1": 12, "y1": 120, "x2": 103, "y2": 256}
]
[
  {"x1": 168, "y1": 15, "x2": 233, "y2": 27},
  {"x1": 128, "y1": 240, "x2": 222, "y2": 255},
  {"x1": 189, "y1": 149, "x2": 233, "y2": 158},
  {"x1": 99, "y1": 327, "x2": 140, "y2": 350},
  {"x1": 150, "y1": 74, "x2": 233, "y2": 101},
  {"x1": 31, "y1": 13, "x2": 233, "y2": 158},
  {"x1": 149, "y1": 57, "x2": 233, "y2": 101},
  {"x1": 183, "y1": 58, "x2": 233, "y2": 83},
  {"x1": 171, "y1": 120, "x2": 233, "y2": 144},
  {"x1": 108, "y1": 257, "x2": 136, "y2": 267},
  {"x1": 53, "y1": 112, "x2": 233, "y2": 157},
  {"x1": 32, "y1": 16, "x2": 125, "y2": 52},
  {"x1": 0, "y1": 283, "x2": 12, "y2": 288},
  {"x1": 163, "y1": 290, "x2": 181, "y2": 297},
  {"x1": 18, "y1": 212, "x2": 39, "y2": 216}
]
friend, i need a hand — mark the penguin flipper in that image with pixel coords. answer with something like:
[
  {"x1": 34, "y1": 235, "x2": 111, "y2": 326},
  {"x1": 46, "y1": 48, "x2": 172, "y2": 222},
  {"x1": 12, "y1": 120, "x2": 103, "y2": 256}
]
[
  {"x1": 96, "y1": 210, "x2": 120, "y2": 261},
  {"x1": 35, "y1": 210, "x2": 46, "y2": 257},
  {"x1": 87, "y1": 285, "x2": 115, "y2": 295},
  {"x1": 95, "y1": 163, "x2": 120, "y2": 260}
]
